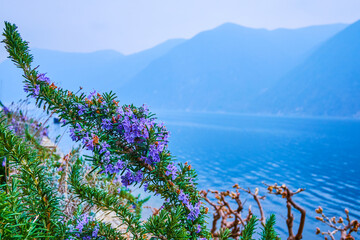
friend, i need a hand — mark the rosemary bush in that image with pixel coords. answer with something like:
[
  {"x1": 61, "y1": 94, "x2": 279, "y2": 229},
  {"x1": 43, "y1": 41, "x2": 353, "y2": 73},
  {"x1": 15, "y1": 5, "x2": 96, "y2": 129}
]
[
  {"x1": 0, "y1": 21, "x2": 283, "y2": 239},
  {"x1": 1, "y1": 21, "x2": 214, "y2": 239}
]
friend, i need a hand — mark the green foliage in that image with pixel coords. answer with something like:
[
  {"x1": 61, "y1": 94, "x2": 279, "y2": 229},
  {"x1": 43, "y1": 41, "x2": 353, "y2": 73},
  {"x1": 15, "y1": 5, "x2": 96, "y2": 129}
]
[
  {"x1": 1, "y1": 21, "x2": 212, "y2": 239},
  {"x1": 217, "y1": 228, "x2": 231, "y2": 240},
  {"x1": 0, "y1": 119, "x2": 66, "y2": 238},
  {"x1": 0, "y1": 179, "x2": 45, "y2": 239},
  {"x1": 144, "y1": 206, "x2": 190, "y2": 240},
  {"x1": 241, "y1": 216, "x2": 258, "y2": 240},
  {"x1": 0, "y1": 20, "x2": 282, "y2": 240},
  {"x1": 260, "y1": 214, "x2": 280, "y2": 240},
  {"x1": 238, "y1": 215, "x2": 280, "y2": 240},
  {"x1": 69, "y1": 160, "x2": 145, "y2": 239}
]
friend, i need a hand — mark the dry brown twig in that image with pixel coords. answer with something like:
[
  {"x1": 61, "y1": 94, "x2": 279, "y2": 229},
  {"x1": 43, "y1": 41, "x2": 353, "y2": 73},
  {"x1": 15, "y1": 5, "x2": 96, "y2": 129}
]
[
  {"x1": 264, "y1": 182, "x2": 306, "y2": 240},
  {"x1": 240, "y1": 187, "x2": 266, "y2": 226},
  {"x1": 143, "y1": 206, "x2": 161, "y2": 216},
  {"x1": 200, "y1": 184, "x2": 266, "y2": 239},
  {"x1": 315, "y1": 207, "x2": 359, "y2": 240}
]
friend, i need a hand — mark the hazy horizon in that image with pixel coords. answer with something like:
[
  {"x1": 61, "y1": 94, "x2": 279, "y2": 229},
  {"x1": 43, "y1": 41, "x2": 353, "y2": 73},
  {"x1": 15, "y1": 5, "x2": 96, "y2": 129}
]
[
  {"x1": 0, "y1": 21, "x2": 354, "y2": 64},
  {"x1": 1, "y1": 0, "x2": 360, "y2": 62}
]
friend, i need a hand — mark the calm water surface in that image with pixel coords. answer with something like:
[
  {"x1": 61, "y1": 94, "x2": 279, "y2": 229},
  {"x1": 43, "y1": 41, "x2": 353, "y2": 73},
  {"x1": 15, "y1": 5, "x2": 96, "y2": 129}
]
[
  {"x1": 156, "y1": 111, "x2": 360, "y2": 239},
  {"x1": 51, "y1": 111, "x2": 360, "y2": 239}
]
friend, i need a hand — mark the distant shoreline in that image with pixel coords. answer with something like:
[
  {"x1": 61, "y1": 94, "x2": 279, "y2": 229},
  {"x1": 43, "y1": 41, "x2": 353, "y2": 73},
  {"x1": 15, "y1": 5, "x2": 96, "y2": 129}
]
[{"x1": 153, "y1": 109, "x2": 360, "y2": 121}]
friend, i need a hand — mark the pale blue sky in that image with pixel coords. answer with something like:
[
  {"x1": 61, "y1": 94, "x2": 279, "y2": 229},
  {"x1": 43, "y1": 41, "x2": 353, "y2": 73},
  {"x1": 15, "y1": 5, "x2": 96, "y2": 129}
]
[{"x1": 1, "y1": 0, "x2": 360, "y2": 62}]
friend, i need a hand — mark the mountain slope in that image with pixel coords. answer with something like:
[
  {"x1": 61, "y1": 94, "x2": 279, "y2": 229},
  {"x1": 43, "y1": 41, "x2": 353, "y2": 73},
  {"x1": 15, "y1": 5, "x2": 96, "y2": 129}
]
[
  {"x1": 251, "y1": 20, "x2": 360, "y2": 117},
  {"x1": 0, "y1": 39, "x2": 185, "y2": 103},
  {"x1": 118, "y1": 23, "x2": 347, "y2": 111}
]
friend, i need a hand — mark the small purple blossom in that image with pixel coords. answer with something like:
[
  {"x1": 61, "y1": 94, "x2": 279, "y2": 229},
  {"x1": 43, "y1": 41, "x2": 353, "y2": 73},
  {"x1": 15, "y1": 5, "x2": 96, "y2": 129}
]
[
  {"x1": 69, "y1": 128, "x2": 78, "y2": 141},
  {"x1": 69, "y1": 123, "x2": 83, "y2": 141},
  {"x1": 99, "y1": 142, "x2": 111, "y2": 161},
  {"x1": 37, "y1": 73, "x2": 51, "y2": 84},
  {"x1": 134, "y1": 170, "x2": 143, "y2": 182},
  {"x1": 75, "y1": 213, "x2": 90, "y2": 234},
  {"x1": 187, "y1": 202, "x2": 201, "y2": 221},
  {"x1": 33, "y1": 84, "x2": 40, "y2": 96},
  {"x1": 87, "y1": 90, "x2": 96, "y2": 100},
  {"x1": 2, "y1": 157, "x2": 6, "y2": 167},
  {"x1": 24, "y1": 84, "x2": 30, "y2": 93},
  {"x1": 84, "y1": 138, "x2": 95, "y2": 151},
  {"x1": 92, "y1": 224, "x2": 99, "y2": 237},
  {"x1": 102, "y1": 159, "x2": 124, "y2": 175},
  {"x1": 116, "y1": 107, "x2": 124, "y2": 116},
  {"x1": 77, "y1": 104, "x2": 86, "y2": 115},
  {"x1": 121, "y1": 169, "x2": 135, "y2": 187},
  {"x1": 165, "y1": 163, "x2": 178, "y2": 180},
  {"x1": 139, "y1": 104, "x2": 149, "y2": 115},
  {"x1": 101, "y1": 118, "x2": 113, "y2": 130},
  {"x1": 178, "y1": 190, "x2": 189, "y2": 206},
  {"x1": 143, "y1": 182, "x2": 148, "y2": 192},
  {"x1": 2, "y1": 106, "x2": 10, "y2": 114},
  {"x1": 41, "y1": 127, "x2": 48, "y2": 137},
  {"x1": 99, "y1": 142, "x2": 110, "y2": 153},
  {"x1": 115, "y1": 159, "x2": 125, "y2": 169},
  {"x1": 196, "y1": 224, "x2": 201, "y2": 233}
]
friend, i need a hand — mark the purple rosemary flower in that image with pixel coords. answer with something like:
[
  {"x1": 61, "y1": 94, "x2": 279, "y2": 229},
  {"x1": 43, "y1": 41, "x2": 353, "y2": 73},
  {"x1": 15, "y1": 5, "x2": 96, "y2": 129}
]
[
  {"x1": 33, "y1": 84, "x2": 40, "y2": 96},
  {"x1": 101, "y1": 159, "x2": 125, "y2": 175},
  {"x1": 75, "y1": 213, "x2": 90, "y2": 233},
  {"x1": 101, "y1": 118, "x2": 113, "y2": 130},
  {"x1": 99, "y1": 142, "x2": 110, "y2": 154},
  {"x1": 2, "y1": 157, "x2": 6, "y2": 167},
  {"x1": 24, "y1": 84, "x2": 30, "y2": 93},
  {"x1": 77, "y1": 104, "x2": 86, "y2": 115},
  {"x1": 196, "y1": 224, "x2": 201, "y2": 233},
  {"x1": 69, "y1": 123, "x2": 83, "y2": 141},
  {"x1": 121, "y1": 169, "x2": 136, "y2": 187},
  {"x1": 165, "y1": 163, "x2": 178, "y2": 180},
  {"x1": 134, "y1": 170, "x2": 143, "y2": 182},
  {"x1": 187, "y1": 202, "x2": 201, "y2": 221},
  {"x1": 143, "y1": 182, "x2": 148, "y2": 192},
  {"x1": 116, "y1": 107, "x2": 124, "y2": 116},
  {"x1": 37, "y1": 73, "x2": 51, "y2": 84},
  {"x1": 144, "y1": 143, "x2": 161, "y2": 165},
  {"x1": 87, "y1": 90, "x2": 96, "y2": 100},
  {"x1": 139, "y1": 104, "x2": 149, "y2": 115},
  {"x1": 178, "y1": 190, "x2": 189, "y2": 206},
  {"x1": 115, "y1": 159, "x2": 125, "y2": 169},
  {"x1": 2, "y1": 106, "x2": 10, "y2": 114},
  {"x1": 92, "y1": 224, "x2": 99, "y2": 237},
  {"x1": 99, "y1": 142, "x2": 111, "y2": 161},
  {"x1": 41, "y1": 127, "x2": 48, "y2": 137},
  {"x1": 84, "y1": 135, "x2": 96, "y2": 151},
  {"x1": 69, "y1": 128, "x2": 78, "y2": 141}
]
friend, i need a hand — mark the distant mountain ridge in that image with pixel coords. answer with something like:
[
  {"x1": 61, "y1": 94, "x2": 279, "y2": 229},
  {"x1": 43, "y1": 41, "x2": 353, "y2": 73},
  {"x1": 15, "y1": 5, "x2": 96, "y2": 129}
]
[
  {"x1": 117, "y1": 23, "x2": 348, "y2": 112},
  {"x1": 0, "y1": 38, "x2": 185, "y2": 101},
  {"x1": 1, "y1": 22, "x2": 357, "y2": 117},
  {"x1": 250, "y1": 20, "x2": 360, "y2": 117}
]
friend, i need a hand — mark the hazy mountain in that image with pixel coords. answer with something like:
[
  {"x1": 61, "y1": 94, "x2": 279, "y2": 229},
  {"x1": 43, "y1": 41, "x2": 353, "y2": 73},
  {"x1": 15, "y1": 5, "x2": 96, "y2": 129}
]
[
  {"x1": 118, "y1": 23, "x2": 347, "y2": 111},
  {"x1": 250, "y1": 20, "x2": 360, "y2": 117},
  {"x1": 0, "y1": 39, "x2": 185, "y2": 103},
  {"x1": 0, "y1": 22, "x2": 351, "y2": 117}
]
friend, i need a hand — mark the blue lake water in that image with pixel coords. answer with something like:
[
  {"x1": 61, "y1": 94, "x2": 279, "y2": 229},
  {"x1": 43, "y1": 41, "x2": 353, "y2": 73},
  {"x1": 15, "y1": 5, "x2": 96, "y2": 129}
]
[
  {"x1": 157, "y1": 111, "x2": 360, "y2": 239},
  {"x1": 51, "y1": 111, "x2": 360, "y2": 239}
]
